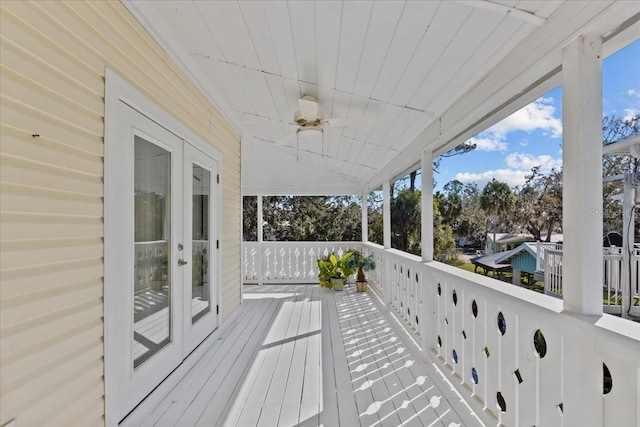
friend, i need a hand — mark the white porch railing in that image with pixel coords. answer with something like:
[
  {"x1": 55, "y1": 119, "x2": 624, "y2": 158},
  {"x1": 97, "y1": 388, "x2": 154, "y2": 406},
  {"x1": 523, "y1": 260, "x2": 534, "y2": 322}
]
[
  {"x1": 242, "y1": 240, "x2": 640, "y2": 426},
  {"x1": 535, "y1": 242, "x2": 563, "y2": 272},
  {"x1": 241, "y1": 241, "x2": 361, "y2": 284},
  {"x1": 363, "y1": 243, "x2": 423, "y2": 337},
  {"x1": 543, "y1": 249, "x2": 564, "y2": 297},
  {"x1": 134, "y1": 240, "x2": 168, "y2": 292},
  {"x1": 543, "y1": 247, "x2": 640, "y2": 314}
]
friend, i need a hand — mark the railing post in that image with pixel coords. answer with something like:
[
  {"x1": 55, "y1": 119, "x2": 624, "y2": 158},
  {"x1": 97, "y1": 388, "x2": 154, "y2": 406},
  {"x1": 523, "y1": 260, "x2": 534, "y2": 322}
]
[
  {"x1": 544, "y1": 251, "x2": 550, "y2": 295},
  {"x1": 561, "y1": 34, "x2": 603, "y2": 426},
  {"x1": 421, "y1": 265, "x2": 435, "y2": 361}
]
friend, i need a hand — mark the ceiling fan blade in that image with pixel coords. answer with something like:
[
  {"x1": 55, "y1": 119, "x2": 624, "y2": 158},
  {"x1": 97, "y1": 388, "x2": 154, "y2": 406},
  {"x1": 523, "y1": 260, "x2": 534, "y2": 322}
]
[
  {"x1": 323, "y1": 117, "x2": 375, "y2": 128},
  {"x1": 274, "y1": 131, "x2": 299, "y2": 147}
]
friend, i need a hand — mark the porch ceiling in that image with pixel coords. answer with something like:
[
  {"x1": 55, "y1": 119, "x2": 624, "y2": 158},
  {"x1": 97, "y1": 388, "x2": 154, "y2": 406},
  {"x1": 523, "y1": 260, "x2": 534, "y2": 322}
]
[{"x1": 125, "y1": 1, "x2": 639, "y2": 195}]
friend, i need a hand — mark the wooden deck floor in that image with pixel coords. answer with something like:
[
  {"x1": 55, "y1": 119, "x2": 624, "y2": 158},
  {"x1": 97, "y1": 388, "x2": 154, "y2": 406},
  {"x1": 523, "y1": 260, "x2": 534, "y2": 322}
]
[{"x1": 141, "y1": 284, "x2": 486, "y2": 427}]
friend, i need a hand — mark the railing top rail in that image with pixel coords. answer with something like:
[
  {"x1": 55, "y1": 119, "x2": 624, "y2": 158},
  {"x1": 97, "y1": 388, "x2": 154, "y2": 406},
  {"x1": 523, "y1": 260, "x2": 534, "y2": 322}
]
[
  {"x1": 243, "y1": 241, "x2": 360, "y2": 246},
  {"x1": 363, "y1": 241, "x2": 384, "y2": 250},
  {"x1": 384, "y1": 247, "x2": 423, "y2": 262},
  {"x1": 546, "y1": 249, "x2": 564, "y2": 256},
  {"x1": 430, "y1": 260, "x2": 564, "y2": 313}
]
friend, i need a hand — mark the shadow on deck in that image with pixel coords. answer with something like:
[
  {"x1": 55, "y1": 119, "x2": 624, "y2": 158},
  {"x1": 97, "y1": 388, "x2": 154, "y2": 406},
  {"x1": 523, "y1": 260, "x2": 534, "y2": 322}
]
[{"x1": 132, "y1": 284, "x2": 487, "y2": 427}]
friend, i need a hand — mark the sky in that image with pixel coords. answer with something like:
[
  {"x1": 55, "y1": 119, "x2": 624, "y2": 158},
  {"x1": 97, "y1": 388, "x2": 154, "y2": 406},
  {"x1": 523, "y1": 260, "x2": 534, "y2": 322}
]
[{"x1": 433, "y1": 38, "x2": 640, "y2": 192}]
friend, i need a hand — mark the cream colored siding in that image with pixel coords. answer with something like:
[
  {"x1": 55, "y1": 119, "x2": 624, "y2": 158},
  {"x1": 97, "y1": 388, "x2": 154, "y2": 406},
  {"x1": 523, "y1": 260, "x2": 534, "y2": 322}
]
[{"x1": 0, "y1": 1, "x2": 241, "y2": 425}]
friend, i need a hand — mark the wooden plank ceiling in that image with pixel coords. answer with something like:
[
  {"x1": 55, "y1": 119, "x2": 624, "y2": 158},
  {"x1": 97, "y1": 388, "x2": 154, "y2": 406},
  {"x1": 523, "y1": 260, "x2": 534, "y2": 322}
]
[{"x1": 123, "y1": 1, "x2": 637, "y2": 194}]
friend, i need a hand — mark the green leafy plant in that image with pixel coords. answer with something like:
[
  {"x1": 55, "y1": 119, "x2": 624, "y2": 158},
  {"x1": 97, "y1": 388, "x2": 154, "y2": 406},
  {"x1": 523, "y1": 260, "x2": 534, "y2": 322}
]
[
  {"x1": 317, "y1": 252, "x2": 355, "y2": 288},
  {"x1": 344, "y1": 250, "x2": 376, "y2": 282}
]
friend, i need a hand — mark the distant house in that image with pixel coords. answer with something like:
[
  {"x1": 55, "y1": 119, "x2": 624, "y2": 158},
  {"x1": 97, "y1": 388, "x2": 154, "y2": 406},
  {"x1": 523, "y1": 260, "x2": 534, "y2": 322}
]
[
  {"x1": 496, "y1": 243, "x2": 540, "y2": 285},
  {"x1": 485, "y1": 233, "x2": 535, "y2": 255},
  {"x1": 485, "y1": 232, "x2": 563, "y2": 255},
  {"x1": 473, "y1": 241, "x2": 554, "y2": 285}
]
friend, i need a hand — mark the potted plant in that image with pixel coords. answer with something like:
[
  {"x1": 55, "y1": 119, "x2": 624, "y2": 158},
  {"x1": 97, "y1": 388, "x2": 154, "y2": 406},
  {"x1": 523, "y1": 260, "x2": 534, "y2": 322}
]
[
  {"x1": 317, "y1": 252, "x2": 355, "y2": 291},
  {"x1": 344, "y1": 250, "x2": 376, "y2": 292}
]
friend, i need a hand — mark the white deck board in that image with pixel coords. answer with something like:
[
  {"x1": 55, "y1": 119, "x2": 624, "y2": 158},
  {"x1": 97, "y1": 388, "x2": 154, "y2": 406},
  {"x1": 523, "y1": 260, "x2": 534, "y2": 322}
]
[{"x1": 142, "y1": 284, "x2": 486, "y2": 427}]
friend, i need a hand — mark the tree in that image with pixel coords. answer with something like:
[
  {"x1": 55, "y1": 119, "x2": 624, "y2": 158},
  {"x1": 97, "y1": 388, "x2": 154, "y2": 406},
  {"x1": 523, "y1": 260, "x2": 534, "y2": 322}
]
[
  {"x1": 458, "y1": 183, "x2": 487, "y2": 246},
  {"x1": 391, "y1": 187, "x2": 421, "y2": 254},
  {"x1": 242, "y1": 196, "x2": 258, "y2": 241},
  {"x1": 433, "y1": 142, "x2": 477, "y2": 173},
  {"x1": 438, "y1": 180, "x2": 464, "y2": 228},
  {"x1": 480, "y1": 179, "x2": 514, "y2": 251},
  {"x1": 602, "y1": 114, "x2": 640, "y2": 237},
  {"x1": 433, "y1": 194, "x2": 462, "y2": 264},
  {"x1": 367, "y1": 191, "x2": 384, "y2": 245},
  {"x1": 513, "y1": 166, "x2": 563, "y2": 241},
  {"x1": 256, "y1": 195, "x2": 363, "y2": 242}
]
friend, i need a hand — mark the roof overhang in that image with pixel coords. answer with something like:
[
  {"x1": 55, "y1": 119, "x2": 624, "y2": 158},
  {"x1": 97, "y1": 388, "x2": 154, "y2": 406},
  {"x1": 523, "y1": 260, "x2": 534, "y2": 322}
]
[{"x1": 123, "y1": 1, "x2": 640, "y2": 195}]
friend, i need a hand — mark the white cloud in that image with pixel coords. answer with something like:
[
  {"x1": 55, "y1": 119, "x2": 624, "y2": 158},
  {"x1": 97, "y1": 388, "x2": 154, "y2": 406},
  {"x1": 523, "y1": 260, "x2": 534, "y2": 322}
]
[
  {"x1": 465, "y1": 135, "x2": 508, "y2": 152},
  {"x1": 462, "y1": 97, "x2": 563, "y2": 154},
  {"x1": 627, "y1": 89, "x2": 639, "y2": 97},
  {"x1": 505, "y1": 153, "x2": 562, "y2": 172},
  {"x1": 454, "y1": 169, "x2": 529, "y2": 189},
  {"x1": 454, "y1": 152, "x2": 562, "y2": 189},
  {"x1": 452, "y1": 98, "x2": 564, "y2": 190},
  {"x1": 488, "y1": 97, "x2": 563, "y2": 138},
  {"x1": 623, "y1": 108, "x2": 639, "y2": 122}
]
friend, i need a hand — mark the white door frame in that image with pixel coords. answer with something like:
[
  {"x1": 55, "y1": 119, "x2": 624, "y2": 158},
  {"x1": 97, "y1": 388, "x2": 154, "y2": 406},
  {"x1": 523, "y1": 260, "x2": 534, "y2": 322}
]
[{"x1": 104, "y1": 69, "x2": 223, "y2": 426}]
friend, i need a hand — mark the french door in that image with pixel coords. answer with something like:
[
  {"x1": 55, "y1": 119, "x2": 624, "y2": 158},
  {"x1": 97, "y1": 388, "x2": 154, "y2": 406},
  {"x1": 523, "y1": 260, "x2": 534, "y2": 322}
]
[
  {"x1": 106, "y1": 101, "x2": 218, "y2": 423},
  {"x1": 182, "y1": 143, "x2": 219, "y2": 356}
]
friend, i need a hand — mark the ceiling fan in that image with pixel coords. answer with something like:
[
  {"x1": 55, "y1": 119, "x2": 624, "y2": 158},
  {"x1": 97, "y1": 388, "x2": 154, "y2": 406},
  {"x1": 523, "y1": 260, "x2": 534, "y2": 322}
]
[{"x1": 272, "y1": 95, "x2": 373, "y2": 155}]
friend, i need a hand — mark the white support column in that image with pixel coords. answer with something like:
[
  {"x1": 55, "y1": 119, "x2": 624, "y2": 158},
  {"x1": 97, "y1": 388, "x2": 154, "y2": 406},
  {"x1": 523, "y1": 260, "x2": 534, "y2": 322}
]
[
  {"x1": 561, "y1": 34, "x2": 603, "y2": 427},
  {"x1": 383, "y1": 181, "x2": 392, "y2": 249},
  {"x1": 257, "y1": 195, "x2": 264, "y2": 286},
  {"x1": 562, "y1": 34, "x2": 603, "y2": 317},
  {"x1": 361, "y1": 192, "x2": 369, "y2": 243},
  {"x1": 421, "y1": 151, "x2": 434, "y2": 262},
  {"x1": 420, "y1": 152, "x2": 435, "y2": 361},
  {"x1": 383, "y1": 181, "x2": 392, "y2": 305}
]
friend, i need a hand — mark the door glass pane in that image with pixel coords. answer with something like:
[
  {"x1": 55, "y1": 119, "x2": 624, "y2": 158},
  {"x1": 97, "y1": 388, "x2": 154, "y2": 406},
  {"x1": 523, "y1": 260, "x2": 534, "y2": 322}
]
[
  {"x1": 192, "y1": 164, "x2": 210, "y2": 323},
  {"x1": 133, "y1": 136, "x2": 171, "y2": 369}
]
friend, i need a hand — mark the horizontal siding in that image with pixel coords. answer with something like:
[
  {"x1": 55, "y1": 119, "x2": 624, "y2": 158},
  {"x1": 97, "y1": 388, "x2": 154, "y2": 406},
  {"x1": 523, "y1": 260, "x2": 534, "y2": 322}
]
[
  {"x1": 0, "y1": 0, "x2": 241, "y2": 426},
  {"x1": 513, "y1": 253, "x2": 537, "y2": 274}
]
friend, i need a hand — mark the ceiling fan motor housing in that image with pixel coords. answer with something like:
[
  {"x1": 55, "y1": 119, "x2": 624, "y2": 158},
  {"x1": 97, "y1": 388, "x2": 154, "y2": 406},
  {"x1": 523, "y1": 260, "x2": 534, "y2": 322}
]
[{"x1": 294, "y1": 111, "x2": 323, "y2": 127}]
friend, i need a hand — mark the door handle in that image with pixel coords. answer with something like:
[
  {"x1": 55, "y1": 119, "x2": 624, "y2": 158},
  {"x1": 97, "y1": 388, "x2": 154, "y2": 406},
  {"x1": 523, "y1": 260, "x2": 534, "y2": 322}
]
[{"x1": 178, "y1": 259, "x2": 188, "y2": 266}]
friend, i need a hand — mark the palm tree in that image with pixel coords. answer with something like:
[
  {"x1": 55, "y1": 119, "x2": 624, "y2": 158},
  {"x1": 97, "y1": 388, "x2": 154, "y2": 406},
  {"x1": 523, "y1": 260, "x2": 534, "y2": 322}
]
[{"x1": 480, "y1": 179, "x2": 514, "y2": 253}]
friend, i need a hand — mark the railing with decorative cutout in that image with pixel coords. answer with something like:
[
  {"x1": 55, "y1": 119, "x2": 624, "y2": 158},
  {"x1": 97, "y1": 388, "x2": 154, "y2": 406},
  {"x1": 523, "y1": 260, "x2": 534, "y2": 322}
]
[
  {"x1": 426, "y1": 262, "x2": 640, "y2": 426},
  {"x1": 242, "y1": 241, "x2": 361, "y2": 284},
  {"x1": 134, "y1": 241, "x2": 168, "y2": 292},
  {"x1": 368, "y1": 245, "x2": 424, "y2": 338},
  {"x1": 241, "y1": 241, "x2": 640, "y2": 425}
]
